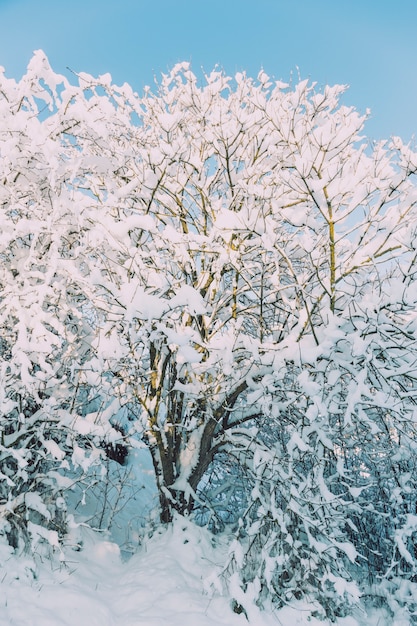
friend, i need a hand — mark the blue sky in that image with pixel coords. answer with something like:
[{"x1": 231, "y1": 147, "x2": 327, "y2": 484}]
[{"x1": 0, "y1": 0, "x2": 416, "y2": 143}]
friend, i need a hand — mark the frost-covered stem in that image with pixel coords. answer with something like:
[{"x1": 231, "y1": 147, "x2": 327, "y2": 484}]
[
  {"x1": 327, "y1": 196, "x2": 336, "y2": 313},
  {"x1": 97, "y1": 458, "x2": 110, "y2": 529},
  {"x1": 260, "y1": 254, "x2": 265, "y2": 343},
  {"x1": 232, "y1": 269, "x2": 239, "y2": 320},
  {"x1": 314, "y1": 168, "x2": 336, "y2": 313},
  {"x1": 225, "y1": 145, "x2": 235, "y2": 202}
]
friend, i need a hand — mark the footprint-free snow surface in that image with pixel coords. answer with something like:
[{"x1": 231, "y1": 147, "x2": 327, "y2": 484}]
[{"x1": 0, "y1": 518, "x2": 403, "y2": 625}]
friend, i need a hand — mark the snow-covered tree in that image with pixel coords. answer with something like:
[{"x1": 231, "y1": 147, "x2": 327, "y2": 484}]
[
  {"x1": 0, "y1": 54, "x2": 124, "y2": 549},
  {"x1": 1, "y1": 50, "x2": 417, "y2": 619}
]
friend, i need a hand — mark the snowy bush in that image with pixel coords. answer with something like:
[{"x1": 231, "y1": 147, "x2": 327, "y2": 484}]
[{"x1": 1, "y1": 50, "x2": 417, "y2": 620}]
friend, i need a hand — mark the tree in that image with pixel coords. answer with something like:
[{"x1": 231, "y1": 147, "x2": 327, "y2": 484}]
[
  {"x1": 0, "y1": 53, "x2": 123, "y2": 549},
  {"x1": 1, "y1": 50, "x2": 417, "y2": 619}
]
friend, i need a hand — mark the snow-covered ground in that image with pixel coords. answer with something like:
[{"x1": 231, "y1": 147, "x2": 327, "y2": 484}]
[
  {"x1": 0, "y1": 518, "x2": 407, "y2": 626},
  {"x1": 0, "y1": 519, "x2": 243, "y2": 626},
  {"x1": 0, "y1": 451, "x2": 404, "y2": 625},
  {"x1": 0, "y1": 453, "x2": 408, "y2": 625},
  {"x1": 0, "y1": 516, "x2": 267, "y2": 624}
]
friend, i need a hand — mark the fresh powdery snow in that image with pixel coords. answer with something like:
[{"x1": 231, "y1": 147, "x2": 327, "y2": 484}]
[
  {"x1": 0, "y1": 433, "x2": 404, "y2": 625},
  {"x1": 0, "y1": 519, "x2": 267, "y2": 626},
  {"x1": 0, "y1": 518, "x2": 408, "y2": 625}
]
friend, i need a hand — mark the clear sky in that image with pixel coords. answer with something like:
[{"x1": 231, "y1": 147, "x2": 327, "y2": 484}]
[{"x1": 0, "y1": 0, "x2": 416, "y2": 143}]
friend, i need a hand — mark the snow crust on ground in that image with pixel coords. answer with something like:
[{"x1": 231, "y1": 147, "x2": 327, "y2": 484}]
[{"x1": 0, "y1": 519, "x2": 407, "y2": 626}]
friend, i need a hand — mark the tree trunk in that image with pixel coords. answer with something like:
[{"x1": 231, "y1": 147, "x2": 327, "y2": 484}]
[{"x1": 149, "y1": 417, "x2": 220, "y2": 524}]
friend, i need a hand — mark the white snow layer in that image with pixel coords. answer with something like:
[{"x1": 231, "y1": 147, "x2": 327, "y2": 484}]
[{"x1": 0, "y1": 520, "x2": 407, "y2": 625}]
